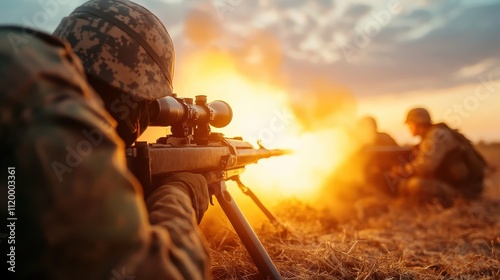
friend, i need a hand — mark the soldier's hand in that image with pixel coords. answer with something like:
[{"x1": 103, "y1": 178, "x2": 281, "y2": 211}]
[{"x1": 158, "y1": 172, "x2": 209, "y2": 223}]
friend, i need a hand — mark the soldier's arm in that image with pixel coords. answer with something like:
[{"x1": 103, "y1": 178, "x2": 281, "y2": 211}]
[
  {"x1": 402, "y1": 127, "x2": 459, "y2": 177},
  {"x1": 0, "y1": 27, "x2": 208, "y2": 280}
]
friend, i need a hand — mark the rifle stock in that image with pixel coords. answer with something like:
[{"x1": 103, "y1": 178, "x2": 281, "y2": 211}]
[
  {"x1": 127, "y1": 136, "x2": 290, "y2": 184},
  {"x1": 149, "y1": 137, "x2": 289, "y2": 175},
  {"x1": 127, "y1": 94, "x2": 289, "y2": 279},
  {"x1": 126, "y1": 134, "x2": 289, "y2": 279}
]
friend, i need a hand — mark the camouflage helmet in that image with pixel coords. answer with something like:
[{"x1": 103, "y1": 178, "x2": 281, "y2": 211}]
[
  {"x1": 405, "y1": 107, "x2": 432, "y2": 125},
  {"x1": 53, "y1": 0, "x2": 174, "y2": 101}
]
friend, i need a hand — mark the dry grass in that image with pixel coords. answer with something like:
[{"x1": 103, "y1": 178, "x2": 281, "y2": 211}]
[{"x1": 205, "y1": 145, "x2": 500, "y2": 279}]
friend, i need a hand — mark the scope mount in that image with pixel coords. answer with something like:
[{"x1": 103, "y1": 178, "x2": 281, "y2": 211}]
[{"x1": 149, "y1": 94, "x2": 233, "y2": 146}]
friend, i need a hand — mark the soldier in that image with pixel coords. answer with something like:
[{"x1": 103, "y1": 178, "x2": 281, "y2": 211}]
[
  {"x1": 0, "y1": 1, "x2": 210, "y2": 279},
  {"x1": 391, "y1": 107, "x2": 487, "y2": 206},
  {"x1": 358, "y1": 115, "x2": 398, "y2": 147},
  {"x1": 349, "y1": 116, "x2": 399, "y2": 195}
]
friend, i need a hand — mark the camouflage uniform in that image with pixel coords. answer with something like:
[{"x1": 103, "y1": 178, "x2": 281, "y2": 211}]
[
  {"x1": 355, "y1": 116, "x2": 399, "y2": 195},
  {"x1": 53, "y1": 0, "x2": 175, "y2": 101},
  {"x1": 362, "y1": 132, "x2": 400, "y2": 196},
  {"x1": 395, "y1": 123, "x2": 486, "y2": 206},
  {"x1": 0, "y1": 27, "x2": 208, "y2": 280}
]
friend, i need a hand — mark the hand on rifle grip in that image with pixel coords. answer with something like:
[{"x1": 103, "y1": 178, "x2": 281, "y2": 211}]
[{"x1": 159, "y1": 172, "x2": 209, "y2": 223}]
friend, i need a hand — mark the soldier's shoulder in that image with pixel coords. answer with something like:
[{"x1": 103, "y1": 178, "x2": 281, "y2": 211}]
[
  {"x1": 1, "y1": 26, "x2": 84, "y2": 75},
  {"x1": 0, "y1": 26, "x2": 115, "y2": 136},
  {"x1": 376, "y1": 132, "x2": 398, "y2": 146},
  {"x1": 425, "y1": 123, "x2": 458, "y2": 145},
  {"x1": 0, "y1": 26, "x2": 70, "y2": 65}
]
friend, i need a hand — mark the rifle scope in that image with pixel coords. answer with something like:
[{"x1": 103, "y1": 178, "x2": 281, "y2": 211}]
[{"x1": 148, "y1": 95, "x2": 233, "y2": 128}]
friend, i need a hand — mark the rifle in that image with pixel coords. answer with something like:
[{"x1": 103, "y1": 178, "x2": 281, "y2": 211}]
[
  {"x1": 126, "y1": 94, "x2": 288, "y2": 280},
  {"x1": 363, "y1": 145, "x2": 415, "y2": 195}
]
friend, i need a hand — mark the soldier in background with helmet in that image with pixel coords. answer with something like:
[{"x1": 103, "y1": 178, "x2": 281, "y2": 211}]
[
  {"x1": 0, "y1": 0, "x2": 210, "y2": 279},
  {"x1": 391, "y1": 107, "x2": 487, "y2": 206},
  {"x1": 356, "y1": 116, "x2": 400, "y2": 195},
  {"x1": 358, "y1": 115, "x2": 398, "y2": 147}
]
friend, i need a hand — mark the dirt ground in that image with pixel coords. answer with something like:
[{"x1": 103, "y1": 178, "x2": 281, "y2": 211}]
[{"x1": 205, "y1": 143, "x2": 500, "y2": 279}]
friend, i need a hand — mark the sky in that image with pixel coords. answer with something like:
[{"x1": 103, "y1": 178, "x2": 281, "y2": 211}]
[{"x1": 1, "y1": 0, "x2": 499, "y2": 143}]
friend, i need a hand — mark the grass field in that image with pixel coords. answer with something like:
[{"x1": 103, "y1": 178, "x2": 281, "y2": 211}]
[{"x1": 204, "y1": 144, "x2": 500, "y2": 279}]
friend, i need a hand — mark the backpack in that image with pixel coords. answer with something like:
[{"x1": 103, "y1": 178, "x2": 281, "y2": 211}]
[{"x1": 434, "y1": 123, "x2": 487, "y2": 197}]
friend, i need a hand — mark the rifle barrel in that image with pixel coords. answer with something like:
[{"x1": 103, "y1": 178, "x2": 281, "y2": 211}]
[{"x1": 147, "y1": 140, "x2": 291, "y2": 176}]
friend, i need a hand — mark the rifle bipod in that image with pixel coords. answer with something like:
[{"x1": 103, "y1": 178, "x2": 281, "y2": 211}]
[
  {"x1": 209, "y1": 180, "x2": 282, "y2": 280},
  {"x1": 233, "y1": 177, "x2": 283, "y2": 228}
]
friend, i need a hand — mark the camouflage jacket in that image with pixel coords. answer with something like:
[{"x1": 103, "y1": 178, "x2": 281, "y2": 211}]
[
  {"x1": 401, "y1": 123, "x2": 485, "y2": 192},
  {"x1": 0, "y1": 27, "x2": 208, "y2": 280}
]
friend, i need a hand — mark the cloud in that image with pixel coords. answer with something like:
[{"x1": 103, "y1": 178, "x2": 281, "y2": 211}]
[
  {"x1": 405, "y1": 9, "x2": 432, "y2": 23},
  {"x1": 137, "y1": 0, "x2": 187, "y2": 26},
  {"x1": 2, "y1": 0, "x2": 499, "y2": 98},
  {"x1": 358, "y1": 1, "x2": 500, "y2": 94},
  {"x1": 0, "y1": 0, "x2": 85, "y2": 33},
  {"x1": 255, "y1": 0, "x2": 500, "y2": 96},
  {"x1": 344, "y1": 4, "x2": 372, "y2": 19},
  {"x1": 275, "y1": 0, "x2": 305, "y2": 9}
]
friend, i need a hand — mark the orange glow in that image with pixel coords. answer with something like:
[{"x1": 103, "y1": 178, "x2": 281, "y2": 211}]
[
  {"x1": 139, "y1": 50, "x2": 361, "y2": 203},
  {"x1": 241, "y1": 129, "x2": 352, "y2": 201}
]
